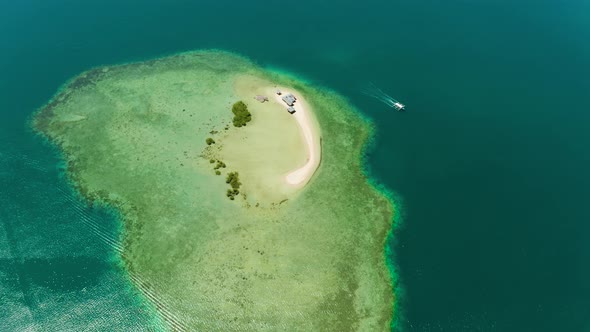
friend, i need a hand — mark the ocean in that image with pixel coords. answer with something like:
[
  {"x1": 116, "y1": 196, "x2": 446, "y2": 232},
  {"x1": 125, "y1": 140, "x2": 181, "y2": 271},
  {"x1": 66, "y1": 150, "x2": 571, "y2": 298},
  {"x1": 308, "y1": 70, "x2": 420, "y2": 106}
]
[{"x1": 1, "y1": 0, "x2": 589, "y2": 331}]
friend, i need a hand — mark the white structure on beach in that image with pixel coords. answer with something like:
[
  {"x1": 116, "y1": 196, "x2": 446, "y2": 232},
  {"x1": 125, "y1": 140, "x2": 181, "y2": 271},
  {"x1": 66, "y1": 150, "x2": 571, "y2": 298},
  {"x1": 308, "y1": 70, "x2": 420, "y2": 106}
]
[
  {"x1": 287, "y1": 106, "x2": 296, "y2": 114},
  {"x1": 281, "y1": 93, "x2": 296, "y2": 106}
]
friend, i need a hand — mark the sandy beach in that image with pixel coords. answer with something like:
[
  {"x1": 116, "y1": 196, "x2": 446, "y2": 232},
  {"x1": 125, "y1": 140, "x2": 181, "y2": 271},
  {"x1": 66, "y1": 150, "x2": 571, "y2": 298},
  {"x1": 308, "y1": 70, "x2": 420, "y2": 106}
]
[{"x1": 272, "y1": 87, "x2": 321, "y2": 188}]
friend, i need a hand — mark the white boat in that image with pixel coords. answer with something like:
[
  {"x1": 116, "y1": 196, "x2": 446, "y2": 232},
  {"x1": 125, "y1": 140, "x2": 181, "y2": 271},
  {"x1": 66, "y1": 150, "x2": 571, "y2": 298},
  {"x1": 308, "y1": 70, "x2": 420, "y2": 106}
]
[{"x1": 393, "y1": 101, "x2": 405, "y2": 111}]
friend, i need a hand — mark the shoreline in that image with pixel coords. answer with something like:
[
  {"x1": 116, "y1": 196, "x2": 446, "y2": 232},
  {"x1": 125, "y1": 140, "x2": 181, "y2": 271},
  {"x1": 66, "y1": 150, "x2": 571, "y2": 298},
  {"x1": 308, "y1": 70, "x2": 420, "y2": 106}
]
[
  {"x1": 271, "y1": 87, "x2": 321, "y2": 188},
  {"x1": 358, "y1": 121, "x2": 401, "y2": 331}
]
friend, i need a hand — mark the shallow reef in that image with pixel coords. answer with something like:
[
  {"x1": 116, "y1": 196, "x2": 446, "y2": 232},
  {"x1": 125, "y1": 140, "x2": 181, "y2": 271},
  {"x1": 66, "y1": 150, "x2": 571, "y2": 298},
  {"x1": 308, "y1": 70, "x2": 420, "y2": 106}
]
[{"x1": 34, "y1": 50, "x2": 396, "y2": 331}]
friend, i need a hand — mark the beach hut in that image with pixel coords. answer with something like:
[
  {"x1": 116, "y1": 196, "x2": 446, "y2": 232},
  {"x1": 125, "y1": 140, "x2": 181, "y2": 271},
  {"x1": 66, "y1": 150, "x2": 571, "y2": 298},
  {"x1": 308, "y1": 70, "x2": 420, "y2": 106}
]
[
  {"x1": 287, "y1": 106, "x2": 296, "y2": 114},
  {"x1": 281, "y1": 93, "x2": 296, "y2": 106}
]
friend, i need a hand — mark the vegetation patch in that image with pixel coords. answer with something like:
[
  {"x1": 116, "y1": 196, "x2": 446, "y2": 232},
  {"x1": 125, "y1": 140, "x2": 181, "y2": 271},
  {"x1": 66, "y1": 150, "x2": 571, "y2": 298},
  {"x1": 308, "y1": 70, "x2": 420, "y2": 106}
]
[
  {"x1": 225, "y1": 171, "x2": 241, "y2": 200},
  {"x1": 231, "y1": 101, "x2": 251, "y2": 127},
  {"x1": 213, "y1": 160, "x2": 226, "y2": 170},
  {"x1": 206, "y1": 137, "x2": 215, "y2": 145}
]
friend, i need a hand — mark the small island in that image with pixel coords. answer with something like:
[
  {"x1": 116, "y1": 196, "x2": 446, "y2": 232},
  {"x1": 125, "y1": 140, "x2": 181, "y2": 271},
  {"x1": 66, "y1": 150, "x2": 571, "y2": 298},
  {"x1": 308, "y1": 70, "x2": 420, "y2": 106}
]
[{"x1": 33, "y1": 51, "x2": 396, "y2": 331}]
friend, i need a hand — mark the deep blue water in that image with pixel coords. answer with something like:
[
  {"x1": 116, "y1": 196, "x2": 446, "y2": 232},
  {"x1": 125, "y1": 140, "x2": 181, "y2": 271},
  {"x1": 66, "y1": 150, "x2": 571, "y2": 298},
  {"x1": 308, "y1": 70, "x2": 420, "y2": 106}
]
[{"x1": 1, "y1": 0, "x2": 588, "y2": 331}]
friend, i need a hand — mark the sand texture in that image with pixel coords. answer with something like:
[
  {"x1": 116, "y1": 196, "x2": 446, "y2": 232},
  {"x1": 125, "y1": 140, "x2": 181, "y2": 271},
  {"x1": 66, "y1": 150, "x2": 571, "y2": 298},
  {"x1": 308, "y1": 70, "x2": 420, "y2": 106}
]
[{"x1": 271, "y1": 86, "x2": 321, "y2": 188}]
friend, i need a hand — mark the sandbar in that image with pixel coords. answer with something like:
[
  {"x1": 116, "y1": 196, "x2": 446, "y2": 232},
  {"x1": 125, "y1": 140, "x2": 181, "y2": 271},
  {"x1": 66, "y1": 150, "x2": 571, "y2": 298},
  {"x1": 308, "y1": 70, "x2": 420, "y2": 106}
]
[{"x1": 271, "y1": 87, "x2": 321, "y2": 188}]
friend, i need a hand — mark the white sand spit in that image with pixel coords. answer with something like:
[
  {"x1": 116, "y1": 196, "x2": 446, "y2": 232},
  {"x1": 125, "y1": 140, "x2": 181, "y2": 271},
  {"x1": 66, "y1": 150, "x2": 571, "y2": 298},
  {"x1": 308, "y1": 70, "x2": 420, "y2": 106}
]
[{"x1": 273, "y1": 88, "x2": 321, "y2": 188}]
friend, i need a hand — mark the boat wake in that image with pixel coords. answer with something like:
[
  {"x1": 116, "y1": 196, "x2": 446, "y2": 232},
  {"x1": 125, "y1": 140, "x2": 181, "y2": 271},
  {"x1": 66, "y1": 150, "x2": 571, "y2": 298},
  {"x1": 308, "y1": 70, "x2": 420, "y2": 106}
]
[{"x1": 362, "y1": 82, "x2": 405, "y2": 111}]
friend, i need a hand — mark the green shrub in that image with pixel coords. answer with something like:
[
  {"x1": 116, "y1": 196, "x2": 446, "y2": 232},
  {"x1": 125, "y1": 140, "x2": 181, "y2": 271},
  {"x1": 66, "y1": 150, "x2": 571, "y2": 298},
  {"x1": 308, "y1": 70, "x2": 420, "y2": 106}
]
[
  {"x1": 227, "y1": 188, "x2": 238, "y2": 200},
  {"x1": 214, "y1": 160, "x2": 226, "y2": 170},
  {"x1": 215, "y1": 170, "x2": 221, "y2": 175},
  {"x1": 231, "y1": 101, "x2": 252, "y2": 127},
  {"x1": 225, "y1": 172, "x2": 242, "y2": 199},
  {"x1": 206, "y1": 137, "x2": 215, "y2": 145},
  {"x1": 225, "y1": 172, "x2": 241, "y2": 189}
]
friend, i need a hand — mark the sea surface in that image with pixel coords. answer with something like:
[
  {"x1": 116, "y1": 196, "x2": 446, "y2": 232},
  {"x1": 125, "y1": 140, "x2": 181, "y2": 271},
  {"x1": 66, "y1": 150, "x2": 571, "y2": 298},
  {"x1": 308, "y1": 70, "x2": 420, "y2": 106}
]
[{"x1": 1, "y1": 0, "x2": 589, "y2": 331}]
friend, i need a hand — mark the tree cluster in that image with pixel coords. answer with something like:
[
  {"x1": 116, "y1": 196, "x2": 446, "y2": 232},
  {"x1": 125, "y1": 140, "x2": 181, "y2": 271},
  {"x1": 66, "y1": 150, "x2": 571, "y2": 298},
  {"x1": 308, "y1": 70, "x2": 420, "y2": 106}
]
[
  {"x1": 231, "y1": 101, "x2": 252, "y2": 127},
  {"x1": 213, "y1": 160, "x2": 226, "y2": 170},
  {"x1": 225, "y1": 172, "x2": 241, "y2": 200}
]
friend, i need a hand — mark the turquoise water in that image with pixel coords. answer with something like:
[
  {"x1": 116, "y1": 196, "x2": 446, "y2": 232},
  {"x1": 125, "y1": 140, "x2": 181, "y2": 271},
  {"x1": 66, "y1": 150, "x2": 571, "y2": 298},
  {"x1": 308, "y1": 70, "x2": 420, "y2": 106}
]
[
  {"x1": 0, "y1": 133, "x2": 163, "y2": 329},
  {"x1": 1, "y1": 0, "x2": 589, "y2": 331}
]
